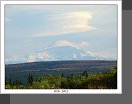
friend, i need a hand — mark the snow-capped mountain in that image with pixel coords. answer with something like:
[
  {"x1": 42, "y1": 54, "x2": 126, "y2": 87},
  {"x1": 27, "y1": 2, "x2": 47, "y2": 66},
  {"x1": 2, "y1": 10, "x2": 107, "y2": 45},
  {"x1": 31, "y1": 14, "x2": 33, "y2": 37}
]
[
  {"x1": 5, "y1": 45, "x2": 115, "y2": 64},
  {"x1": 25, "y1": 46, "x2": 88, "y2": 63}
]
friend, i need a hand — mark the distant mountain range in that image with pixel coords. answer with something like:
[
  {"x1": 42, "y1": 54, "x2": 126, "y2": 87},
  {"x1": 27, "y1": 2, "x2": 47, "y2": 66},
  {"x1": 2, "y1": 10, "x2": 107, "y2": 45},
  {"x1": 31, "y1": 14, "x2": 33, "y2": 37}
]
[{"x1": 5, "y1": 45, "x2": 115, "y2": 64}]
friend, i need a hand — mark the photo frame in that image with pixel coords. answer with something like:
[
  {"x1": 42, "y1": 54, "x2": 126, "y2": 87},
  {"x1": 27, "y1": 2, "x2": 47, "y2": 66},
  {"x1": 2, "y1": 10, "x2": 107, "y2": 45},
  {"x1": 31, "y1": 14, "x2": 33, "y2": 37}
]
[{"x1": 1, "y1": 1, "x2": 122, "y2": 94}]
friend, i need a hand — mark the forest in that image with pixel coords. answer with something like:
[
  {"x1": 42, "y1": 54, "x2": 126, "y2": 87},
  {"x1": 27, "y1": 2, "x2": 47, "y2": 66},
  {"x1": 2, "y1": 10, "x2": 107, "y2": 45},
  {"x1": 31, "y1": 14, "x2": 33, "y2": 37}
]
[{"x1": 5, "y1": 66, "x2": 117, "y2": 89}]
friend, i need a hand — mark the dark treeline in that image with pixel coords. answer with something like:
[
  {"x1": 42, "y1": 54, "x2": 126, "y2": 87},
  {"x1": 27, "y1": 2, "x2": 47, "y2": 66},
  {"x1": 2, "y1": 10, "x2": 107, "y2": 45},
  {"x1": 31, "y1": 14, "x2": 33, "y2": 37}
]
[
  {"x1": 6, "y1": 60, "x2": 116, "y2": 71},
  {"x1": 5, "y1": 66, "x2": 117, "y2": 89}
]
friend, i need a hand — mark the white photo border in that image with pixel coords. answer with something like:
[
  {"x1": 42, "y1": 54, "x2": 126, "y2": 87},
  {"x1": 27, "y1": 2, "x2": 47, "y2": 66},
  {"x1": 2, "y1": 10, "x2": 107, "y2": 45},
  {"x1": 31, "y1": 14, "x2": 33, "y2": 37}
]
[{"x1": 0, "y1": 1, "x2": 122, "y2": 94}]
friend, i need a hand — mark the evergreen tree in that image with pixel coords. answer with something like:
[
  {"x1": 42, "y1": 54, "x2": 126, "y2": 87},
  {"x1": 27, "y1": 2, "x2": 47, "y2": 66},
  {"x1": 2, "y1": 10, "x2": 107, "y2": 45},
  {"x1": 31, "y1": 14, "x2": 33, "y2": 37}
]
[
  {"x1": 61, "y1": 73, "x2": 64, "y2": 78},
  {"x1": 28, "y1": 73, "x2": 34, "y2": 85},
  {"x1": 82, "y1": 71, "x2": 88, "y2": 78}
]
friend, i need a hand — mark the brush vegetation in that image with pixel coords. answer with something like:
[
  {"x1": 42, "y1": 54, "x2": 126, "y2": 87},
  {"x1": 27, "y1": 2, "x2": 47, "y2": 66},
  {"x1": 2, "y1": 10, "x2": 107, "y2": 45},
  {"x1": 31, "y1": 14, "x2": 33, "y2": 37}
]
[{"x1": 5, "y1": 66, "x2": 117, "y2": 89}]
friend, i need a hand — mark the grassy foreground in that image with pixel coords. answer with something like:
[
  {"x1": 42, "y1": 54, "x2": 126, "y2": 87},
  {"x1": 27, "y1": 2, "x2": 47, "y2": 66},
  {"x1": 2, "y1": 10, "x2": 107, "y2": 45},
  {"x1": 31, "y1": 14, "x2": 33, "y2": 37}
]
[{"x1": 5, "y1": 67, "x2": 117, "y2": 89}]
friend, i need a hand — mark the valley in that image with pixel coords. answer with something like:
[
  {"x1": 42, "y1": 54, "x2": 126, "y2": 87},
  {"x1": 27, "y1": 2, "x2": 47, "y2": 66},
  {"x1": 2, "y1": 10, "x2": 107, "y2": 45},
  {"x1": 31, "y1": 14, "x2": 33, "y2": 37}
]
[{"x1": 5, "y1": 60, "x2": 117, "y2": 84}]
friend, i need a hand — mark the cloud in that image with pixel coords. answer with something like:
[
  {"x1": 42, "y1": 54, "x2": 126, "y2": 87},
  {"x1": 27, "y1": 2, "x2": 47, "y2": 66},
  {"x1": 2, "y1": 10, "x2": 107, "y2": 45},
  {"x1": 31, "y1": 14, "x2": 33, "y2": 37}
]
[
  {"x1": 52, "y1": 40, "x2": 90, "y2": 50},
  {"x1": 33, "y1": 12, "x2": 95, "y2": 37},
  {"x1": 97, "y1": 48, "x2": 117, "y2": 58},
  {"x1": 49, "y1": 40, "x2": 117, "y2": 59},
  {"x1": 84, "y1": 48, "x2": 117, "y2": 59}
]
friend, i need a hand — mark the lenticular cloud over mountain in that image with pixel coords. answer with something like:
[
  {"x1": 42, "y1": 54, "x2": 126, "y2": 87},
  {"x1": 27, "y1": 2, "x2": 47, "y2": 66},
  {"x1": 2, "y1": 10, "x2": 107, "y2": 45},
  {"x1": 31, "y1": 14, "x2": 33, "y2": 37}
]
[
  {"x1": 33, "y1": 12, "x2": 95, "y2": 37},
  {"x1": 5, "y1": 40, "x2": 116, "y2": 64},
  {"x1": 52, "y1": 40, "x2": 90, "y2": 50}
]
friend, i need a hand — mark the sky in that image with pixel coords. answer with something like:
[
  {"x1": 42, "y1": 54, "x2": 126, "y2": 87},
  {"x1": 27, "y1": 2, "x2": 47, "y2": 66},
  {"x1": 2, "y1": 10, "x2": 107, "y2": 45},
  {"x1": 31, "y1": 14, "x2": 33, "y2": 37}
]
[{"x1": 5, "y1": 4, "x2": 117, "y2": 59}]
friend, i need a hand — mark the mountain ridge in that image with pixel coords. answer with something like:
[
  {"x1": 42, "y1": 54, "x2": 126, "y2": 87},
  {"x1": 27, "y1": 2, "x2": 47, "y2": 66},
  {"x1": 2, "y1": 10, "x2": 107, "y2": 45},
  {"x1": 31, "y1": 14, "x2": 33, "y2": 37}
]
[{"x1": 6, "y1": 45, "x2": 115, "y2": 64}]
